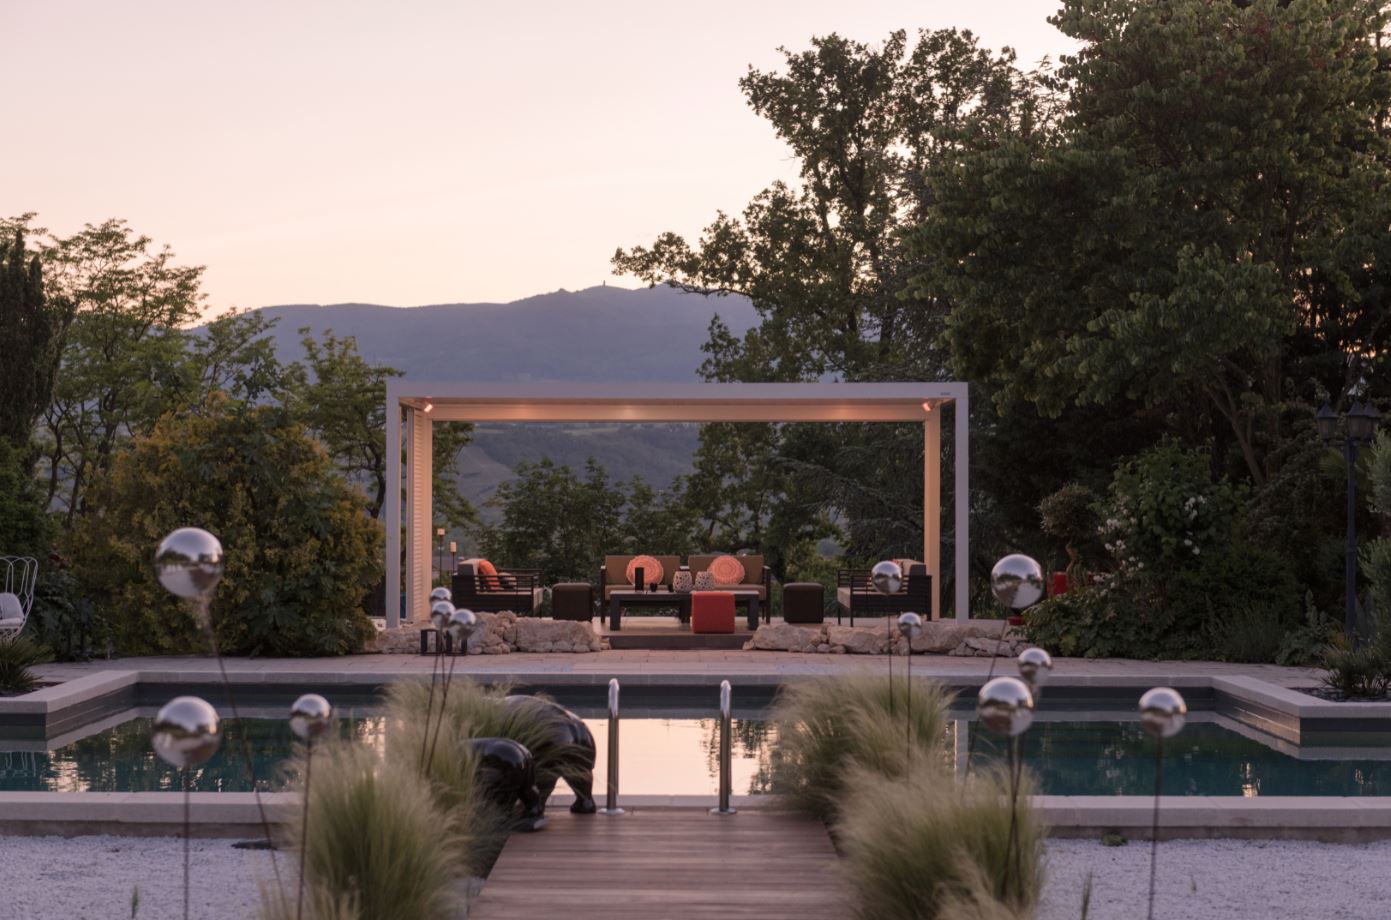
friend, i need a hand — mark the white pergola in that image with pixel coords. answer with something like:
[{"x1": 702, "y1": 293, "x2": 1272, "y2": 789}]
[{"x1": 384, "y1": 381, "x2": 970, "y2": 630}]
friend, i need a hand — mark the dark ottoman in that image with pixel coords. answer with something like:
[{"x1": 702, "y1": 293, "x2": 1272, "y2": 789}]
[
  {"x1": 782, "y1": 582, "x2": 826, "y2": 624},
  {"x1": 551, "y1": 582, "x2": 594, "y2": 621}
]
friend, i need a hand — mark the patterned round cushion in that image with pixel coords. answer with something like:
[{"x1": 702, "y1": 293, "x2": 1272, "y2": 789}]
[
  {"x1": 625, "y1": 554, "x2": 665, "y2": 586},
  {"x1": 693, "y1": 571, "x2": 717, "y2": 591},
  {"x1": 708, "y1": 554, "x2": 745, "y2": 586}
]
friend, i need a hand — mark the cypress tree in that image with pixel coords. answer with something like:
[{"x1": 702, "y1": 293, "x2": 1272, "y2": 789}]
[{"x1": 0, "y1": 229, "x2": 71, "y2": 452}]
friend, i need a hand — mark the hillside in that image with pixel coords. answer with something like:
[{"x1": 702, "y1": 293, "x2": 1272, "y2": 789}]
[
  {"x1": 255, "y1": 284, "x2": 757, "y2": 382},
  {"x1": 247, "y1": 285, "x2": 753, "y2": 510}
]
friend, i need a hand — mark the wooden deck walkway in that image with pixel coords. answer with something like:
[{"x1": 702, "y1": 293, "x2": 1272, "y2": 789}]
[{"x1": 469, "y1": 808, "x2": 848, "y2": 919}]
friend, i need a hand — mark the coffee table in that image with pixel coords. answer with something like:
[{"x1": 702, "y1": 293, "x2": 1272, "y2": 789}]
[{"x1": 607, "y1": 588, "x2": 762, "y2": 631}]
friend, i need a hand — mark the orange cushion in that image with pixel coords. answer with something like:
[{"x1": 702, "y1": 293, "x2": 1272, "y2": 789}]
[
  {"x1": 708, "y1": 554, "x2": 745, "y2": 586},
  {"x1": 475, "y1": 558, "x2": 502, "y2": 590},
  {"x1": 626, "y1": 554, "x2": 664, "y2": 585}
]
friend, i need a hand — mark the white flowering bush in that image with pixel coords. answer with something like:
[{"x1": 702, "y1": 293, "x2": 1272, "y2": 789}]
[
  {"x1": 1098, "y1": 442, "x2": 1243, "y2": 577},
  {"x1": 1027, "y1": 442, "x2": 1301, "y2": 661}
]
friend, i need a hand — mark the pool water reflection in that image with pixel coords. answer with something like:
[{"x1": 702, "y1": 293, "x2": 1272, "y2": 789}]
[{"x1": 2, "y1": 711, "x2": 1389, "y2": 797}]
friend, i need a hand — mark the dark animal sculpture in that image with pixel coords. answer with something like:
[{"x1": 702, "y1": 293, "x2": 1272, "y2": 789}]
[
  {"x1": 463, "y1": 737, "x2": 544, "y2": 823},
  {"x1": 503, "y1": 695, "x2": 597, "y2": 814}
]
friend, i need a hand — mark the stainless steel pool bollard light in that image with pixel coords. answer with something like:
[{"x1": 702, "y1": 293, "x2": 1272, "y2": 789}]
[
  {"x1": 710, "y1": 680, "x2": 737, "y2": 816},
  {"x1": 599, "y1": 678, "x2": 624, "y2": 816}
]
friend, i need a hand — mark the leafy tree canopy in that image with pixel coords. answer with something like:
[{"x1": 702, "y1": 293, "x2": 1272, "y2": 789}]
[
  {"x1": 67, "y1": 399, "x2": 382, "y2": 656},
  {"x1": 614, "y1": 30, "x2": 1043, "y2": 585},
  {"x1": 915, "y1": 0, "x2": 1391, "y2": 486}
]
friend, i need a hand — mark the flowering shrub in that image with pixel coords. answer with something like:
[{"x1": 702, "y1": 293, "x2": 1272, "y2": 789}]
[
  {"x1": 1098, "y1": 442, "x2": 1243, "y2": 576},
  {"x1": 1027, "y1": 443, "x2": 1301, "y2": 662}
]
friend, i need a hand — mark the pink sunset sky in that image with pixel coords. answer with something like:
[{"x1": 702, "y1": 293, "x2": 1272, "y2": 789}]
[{"x1": 4, "y1": 1, "x2": 1071, "y2": 314}]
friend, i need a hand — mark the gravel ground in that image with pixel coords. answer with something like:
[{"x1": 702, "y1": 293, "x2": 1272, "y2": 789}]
[
  {"x1": 2, "y1": 836, "x2": 270, "y2": 920},
  {"x1": 1039, "y1": 838, "x2": 1391, "y2": 920},
  {"x1": 5, "y1": 834, "x2": 1391, "y2": 919}
]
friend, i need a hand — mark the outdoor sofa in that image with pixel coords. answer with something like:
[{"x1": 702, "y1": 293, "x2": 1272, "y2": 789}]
[
  {"x1": 452, "y1": 560, "x2": 543, "y2": 615},
  {"x1": 835, "y1": 562, "x2": 931, "y2": 626}
]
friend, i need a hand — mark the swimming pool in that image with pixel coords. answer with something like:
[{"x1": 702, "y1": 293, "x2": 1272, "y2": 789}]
[{"x1": 3, "y1": 694, "x2": 1389, "y2": 796}]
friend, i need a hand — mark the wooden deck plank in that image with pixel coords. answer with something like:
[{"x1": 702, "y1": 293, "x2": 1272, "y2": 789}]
[{"x1": 470, "y1": 808, "x2": 847, "y2": 919}]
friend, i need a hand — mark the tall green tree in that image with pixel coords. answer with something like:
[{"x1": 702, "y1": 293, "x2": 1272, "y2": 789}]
[
  {"x1": 285, "y1": 328, "x2": 402, "y2": 519},
  {"x1": 184, "y1": 309, "x2": 289, "y2": 408},
  {"x1": 283, "y1": 327, "x2": 474, "y2": 525},
  {"x1": 916, "y1": 0, "x2": 1391, "y2": 487},
  {"x1": 0, "y1": 224, "x2": 72, "y2": 453},
  {"x1": 480, "y1": 459, "x2": 627, "y2": 582},
  {"x1": 67, "y1": 398, "x2": 381, "y2": 656},
  {"x1": 13, "y1": 219, "x2": 207, "y2": 522},
  {"x1": 614, "y1": 30, "x2": 1043, "y2": 579}
]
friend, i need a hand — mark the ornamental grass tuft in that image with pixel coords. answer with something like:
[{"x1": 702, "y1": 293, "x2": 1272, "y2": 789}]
[
  {"x1": 837, "y1": 765, "x2": 1045, "y2": 920},
  {"x1": 274, "y1": 740, "x2": 472, "y2": 920},
  {"x1": 386, "y1": 678, "x2": 590, "y2": 796},
  {"x1": 0, "y1": 635, "x2": 53, "y2": 695},
  {"x1": 769, "y1": 672, "x2": 952, "y2": 819}
]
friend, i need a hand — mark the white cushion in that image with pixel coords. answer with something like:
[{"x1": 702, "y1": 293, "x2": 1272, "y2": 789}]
[{"x1": 0, "y1": 592, "x2": 23, "y2": 620}]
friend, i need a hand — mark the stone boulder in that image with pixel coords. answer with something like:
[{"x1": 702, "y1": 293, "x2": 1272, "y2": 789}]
[
  {"x1": 826, "y1": 625, "x2": 890, "y2": 655},
  {"x1": 907, "y1": 619, "x2": 1011, "y2": 654},
  {"x1": 947, "y1": 635, "x2": 1028, "y2": 657},
  {"x1": 363, "y1": 610, "x2": 606, "y2": 654},
  {"x1": 363, "y1": 626, "x2": 421, "y2": 654},
  {"x1": 513, "y1": 616, "x2": 606, "y2": 653},
  {"x1": 467, "y1": 611, "x2": 517, "y2": 655},
  {"x1": 744, "y1": 622, "x2": 827, "y2": 652},
  {"x1": 742, "y1": 618, "x2": 1028, "y2": 657}
]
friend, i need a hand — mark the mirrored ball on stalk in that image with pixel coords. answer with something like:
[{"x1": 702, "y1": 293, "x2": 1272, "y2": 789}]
[
  {"x1": 155, "y1": 528, "x2": 225, "y2": 599},
  {"x1": 152, "y1": 696, "x2": 222, "y2": 768},
  {"x1": 1017, "y1": 647, "x2": 1054, "y2": 688},
  {"x1": 976, "y1": 676, "x2": 1035, "y2": 737},
  {"x1": 430, "y1": 600, "x2": 455, "y2": 632},
  {"x1": 1138, "y1": 687, "x2": 1187, "y2": 739},
  {"x1": 446, "y1": 608, "x2": 478, "y2": 645},
  {"x1": 289, "y1": 693, "x2": 334, "y2": 742},
  {"x1": 897, "y1": 612, "x2": 924, "y2": 640},
  {"x1": 989, "y1": 554, "x2": 1044, "y2": 610},
  {"x1": 429, "y1": 586, "x2": 452, "y2": 605},
  {"x1": 871, "y1": 560, "x2": 903, "y2": 596}
]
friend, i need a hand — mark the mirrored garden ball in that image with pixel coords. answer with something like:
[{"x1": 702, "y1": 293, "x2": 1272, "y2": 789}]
[
  {"x1": 446, "y1": 607, "x2": 478, "y2": 643},
  {"x1": 1017, "y1": 647, "x2": 1054, "y2": 687},
  {"x1": 976, "y1": 676, "x2": 1035, "y2": 737},
  {"x1": 152, "y1": 696, "x2": 221, "y2": 768},
  {"x1": 1139, "y1": 687, "x2": 1187, "y2": 738},
  {"x1": 430, "y1": 600, "x2": 454, "y2": 631},
  {"x1": 871, "y1": 560, "x2": 903, "y2": 596},
  {"x1": 990, "y1": 554, "x2": 1044, "y2": 609},
  {"x1": 155, "y1": 528, "x2": 225, "y2": 599},
  {"x1": 289, "y1": 693, "x2": 334, "y2": 741}
]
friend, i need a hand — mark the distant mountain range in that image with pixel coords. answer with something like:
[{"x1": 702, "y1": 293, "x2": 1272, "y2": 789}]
[
  {"x1": 249, "y1": 285, "x2": 758, "y2": 514},
  {"x1": 255, "y1": 284, "x2": 758, "y2": 382}
]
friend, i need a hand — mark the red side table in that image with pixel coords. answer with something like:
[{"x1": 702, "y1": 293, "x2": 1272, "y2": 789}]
[{"x1": 690, "y1": 591, "x2": 736, "y2": 634}]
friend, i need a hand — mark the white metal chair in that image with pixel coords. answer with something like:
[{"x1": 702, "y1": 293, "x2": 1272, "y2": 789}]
[{"x1": 0, "y1": 556, "x2": 39, "y2": 638}]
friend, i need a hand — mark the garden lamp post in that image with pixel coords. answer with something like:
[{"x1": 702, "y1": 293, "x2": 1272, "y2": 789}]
[{"x1": 1316, "y1": 401, "x2": 1380, "y2": 643}]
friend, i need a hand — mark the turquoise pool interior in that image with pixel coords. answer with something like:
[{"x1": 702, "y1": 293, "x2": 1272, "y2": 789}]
[{"x1": 3, "y1": 688, "x2": 1389, "y2": 796}]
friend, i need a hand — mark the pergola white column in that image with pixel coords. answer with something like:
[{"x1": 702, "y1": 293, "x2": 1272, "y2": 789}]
[{"x1": 383, "y1": 382, "x2": 970, "y2": 630}]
